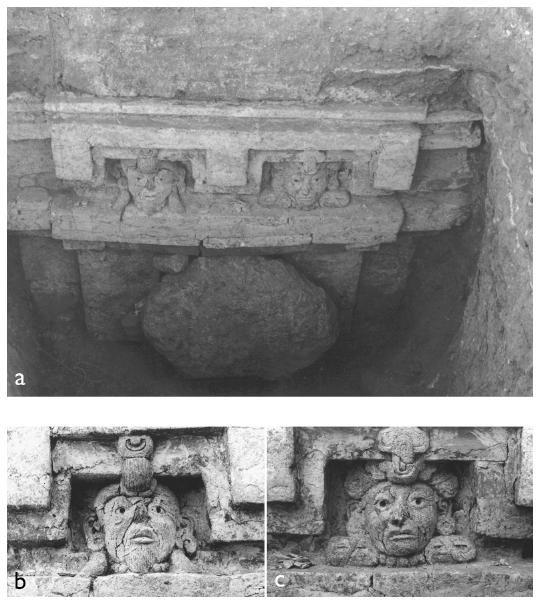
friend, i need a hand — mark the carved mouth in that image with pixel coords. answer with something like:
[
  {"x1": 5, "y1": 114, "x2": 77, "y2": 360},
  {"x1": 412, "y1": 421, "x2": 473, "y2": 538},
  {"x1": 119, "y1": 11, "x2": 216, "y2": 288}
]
[
  {"x1": 130, "y1": 528, "x2": 155, "y2": 544},
  {"x1": 388, "y1": 531, "x2": 416, "y2": 541}
]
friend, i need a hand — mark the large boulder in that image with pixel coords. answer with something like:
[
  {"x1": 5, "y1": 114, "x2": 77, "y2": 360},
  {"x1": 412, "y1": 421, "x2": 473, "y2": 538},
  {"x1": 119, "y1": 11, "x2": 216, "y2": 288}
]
[{"x1": 142, "y1": 256, "x2": 339, "y2": 379}]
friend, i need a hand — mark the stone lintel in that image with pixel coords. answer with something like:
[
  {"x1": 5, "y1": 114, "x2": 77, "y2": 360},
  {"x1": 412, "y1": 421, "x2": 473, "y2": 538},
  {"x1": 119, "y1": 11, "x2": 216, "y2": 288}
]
[
  {"x1": 267, "y1": 428, "x2": 296, "y2": 503},
  {"x1": 515, "y1": 427, "x2": 533, "y2": 506},
  {"x1": 227, "y1": 428, "x2": 265, "y2": 506},
  {"x1": 8, "y1": 427, "x2": 52, "y2": 511},
  {"x1": 51, "y1": 426, "x2": 225, "y2": 439},
  {"x1": 50, "y1": 193, "x2": 404, "y2": 249}
]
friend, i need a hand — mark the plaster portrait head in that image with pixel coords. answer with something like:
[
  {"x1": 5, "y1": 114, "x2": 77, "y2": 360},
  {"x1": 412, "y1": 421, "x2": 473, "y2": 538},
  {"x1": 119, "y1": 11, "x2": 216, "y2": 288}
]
[{"x1": 364, "y1": 481, "x2": 438, "y2": 557}]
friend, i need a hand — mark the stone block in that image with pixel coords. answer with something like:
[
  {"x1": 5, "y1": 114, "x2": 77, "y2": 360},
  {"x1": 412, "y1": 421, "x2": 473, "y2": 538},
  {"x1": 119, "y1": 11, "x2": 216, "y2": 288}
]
[
  {"x1": 470, "y1": 460, "x2": 533, "y2": 539},
  {"x1": 7, "y1": 427, "x2": 51, "y2": 511},
  {"x1": 153, "y1": 253, "x2": 189, "y2": 274},
  {"x1": 353, "y1": 235, "x2": 415, "y2": 344},
  {"x1": 412, "y1": 148, "x2": 472, "y2": 191},
  {"x1": 373, "y1": 124, "x2": 421, "y2": 190},
  {"x1": 7, "y1": 139, "x2": 56, "y2": 175},
  {"x1": 7, "y1": 575, "x2": 92, "y2": 597},
  {"x1": 77, "y1": 248, "x2": 160, "y2": 340},
  {"x1": 267, "y1": 427, "x2": 295, "y2": 503},
  {"x1": 19, "y1": 236, "x2": 81, "y2": 323},
  {"x1": 93, "y1": 571, "x2": 264, "y2": 597},
  {"x1": 399, "y1": 190, "x2": 472, "y2": 231},
  {"x1": 8, "y1": 186, "x2": 51, "y2": 232},
  {"x1": 8, "y1": 473, "x2": 71, "y2": 545},
  {"x1": 420, "y1": 121, "x2": 482, "y2": 150},
  {"x1": 515, "y1": 427, "x2": 533, "y2": 506},
  {"x1": 227, "y1": 428, "x2": 265, "y2": 505},
  {"x1": 289, "y1": 250, "x2": 363, "y2": 331}
]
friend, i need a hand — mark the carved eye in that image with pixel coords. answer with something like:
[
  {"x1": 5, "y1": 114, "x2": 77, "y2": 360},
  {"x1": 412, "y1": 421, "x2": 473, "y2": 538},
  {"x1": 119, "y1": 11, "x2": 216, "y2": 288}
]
[
  {"x1": 414, "y1": 498, "x2": 424, "y2": 506},
  {"x1": 155, "y1": 506, "x2": 163, "y2": 514},
  {"x1": 293, "y1": 178, "x2": 301, "y2": 184},
  {"x1": 117, "y1": 506, "x2": 126, "y2": 515},
  {"x1": 377, "y1": 499, "x2": 389, "y2": 509}
]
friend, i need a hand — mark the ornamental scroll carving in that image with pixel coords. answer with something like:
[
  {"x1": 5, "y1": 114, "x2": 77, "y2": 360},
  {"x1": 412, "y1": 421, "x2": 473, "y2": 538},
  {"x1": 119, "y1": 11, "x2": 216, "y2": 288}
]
[
  {"x1": 326, "y1": 427, "x2": 476, "y2": 567},
  {"x1": 78, "y1": 435, "x2": 197, "y2": 577}
]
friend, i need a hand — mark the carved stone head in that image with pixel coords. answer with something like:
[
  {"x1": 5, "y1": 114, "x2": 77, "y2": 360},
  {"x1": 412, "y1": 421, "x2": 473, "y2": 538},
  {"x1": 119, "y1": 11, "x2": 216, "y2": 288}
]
[
  {"x1": 81, "y1": 435, "x2": 197, "y2": 576},
  {"x1": 364, "y1": 481, "x2": 438, "y2": 556},
  {"x1": 95, "y1": 483, "x2": 181, "y2": 573},
  {"x1": 326, "y1": 428, "x2": 476, "y2": 568},
  {"x1": 120, "y1": 150, "x2": 186, "y2": 216},
  {"x1": 283, "y1": 161, "x2": 329, "y2": 209}
]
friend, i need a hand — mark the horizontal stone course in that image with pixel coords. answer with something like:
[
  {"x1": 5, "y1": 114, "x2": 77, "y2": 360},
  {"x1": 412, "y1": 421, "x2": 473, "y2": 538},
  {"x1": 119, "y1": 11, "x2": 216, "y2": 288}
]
[
  {"x1": 267, "y1": 561, "x2": 533, "y2": 597},
  {"x1": 7, "y1": 575, "x2": 92, "y2": 597},
  {"x1": 93, "y1": 571, "x2": 264, "y2": 597}
]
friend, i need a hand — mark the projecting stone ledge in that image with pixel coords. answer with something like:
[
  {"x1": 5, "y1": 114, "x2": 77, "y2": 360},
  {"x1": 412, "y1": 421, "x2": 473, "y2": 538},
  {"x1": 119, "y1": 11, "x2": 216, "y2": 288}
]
[
  {"x1": 93, "y1": 572, "x2": 264, "y2": 597},
  {"x1": 267, "y1": 562, "x2": 533, "y2": 597},
  {"x1": 50, "y1": 192, "x2": 404, "y2": 248}
]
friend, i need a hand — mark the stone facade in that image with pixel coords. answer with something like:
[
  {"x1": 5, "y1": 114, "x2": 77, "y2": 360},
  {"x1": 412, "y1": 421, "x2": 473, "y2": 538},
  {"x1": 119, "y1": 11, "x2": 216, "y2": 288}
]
[
  {"x1": 267, "y1": 427, "x2": 533, "y2": 597},
  {"x1": 8, "y1": 80, "x2": 480, "y2": 379},
  {"x1": 7, "y1": 427, "x2": 264, "y2": 597}
]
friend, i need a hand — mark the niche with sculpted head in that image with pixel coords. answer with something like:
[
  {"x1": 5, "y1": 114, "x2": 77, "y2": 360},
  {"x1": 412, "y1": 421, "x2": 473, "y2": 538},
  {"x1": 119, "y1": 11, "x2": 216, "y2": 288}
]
[{"x1": 326, "y1": 428, "x2": 476, "y2": 567}]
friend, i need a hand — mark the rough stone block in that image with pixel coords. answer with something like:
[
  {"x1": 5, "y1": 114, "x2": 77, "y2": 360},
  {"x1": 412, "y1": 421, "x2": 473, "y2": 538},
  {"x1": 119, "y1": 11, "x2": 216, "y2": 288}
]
[
  {"x1": 93, "y1": 571, "x2": 264, "y2": 597},
  {"x1": 7, "y1": 427, "x2": 52, "y2": 511},
  {"x1": 399, "y1": 190, "x2": 472, "y2": 231},
  {"x1": 7, "y1": 140, "x2": 56, "y2": 176},
  {"x1": 470, "y1": 460, "x2": 533, "y2": 539},
  {"x1": 515, "y1": 427, "x2": 533, "y2": 507},
  {"x1": 420, "y1": 121, "x2": 482, "y2": 150},
  {"x1": 289, "y1": 250, "x2": 363, "y2": 331},
  {"x1": 77, "y1": 248, "x2": 160, "y2": 340},
  {"x1": 373, "y1": 124, "x2": 421, "y2": 190},
  {"x1": 143, "y1": 256, "x2": 339, "y2": 378},
  {"x1": 227, "y1": 428, "x2": 265, "y2": 505},
  {"x1": 267, "y1": 427, "x2": 295, "y2": 502},
  {"x1": 8, "y1": 473, "x2": 71, "y2": 545},
  {"x1": 7, "y1": 575, "x2": 92, "y2": 597},
  {"x1": 19, "y1": 236, "x2": 81, "y2": 323},
  {"x1": 412, "y1": 148, "x2": 472, "y2": 191},
  {"x1": 153, "y1": 253, "x2": 189, "y2": 274},
  {"x1": 8, "y1": 187, "x2": 51, "y2": 231},
  {"x1": 427, "y1": 427, "x2": 510, "y2": 461}
]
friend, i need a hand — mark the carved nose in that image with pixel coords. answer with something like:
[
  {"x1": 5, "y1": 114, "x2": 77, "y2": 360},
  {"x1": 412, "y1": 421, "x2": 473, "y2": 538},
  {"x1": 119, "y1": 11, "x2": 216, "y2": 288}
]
[
  {"x1": 390, "y1": 504, "x2": 407, "y2": 526},
  {"x1": 133, "y1": 504, "x2": 149, "y2": 523},
  {"x1": 145, "y1": 177, "x2": 155, "y2": 191}
]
